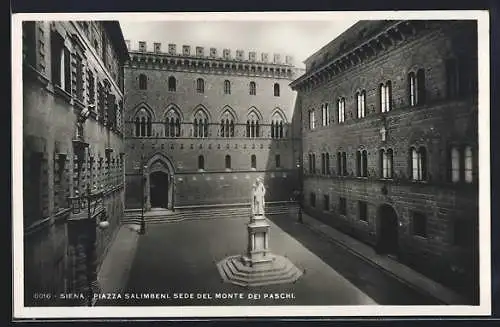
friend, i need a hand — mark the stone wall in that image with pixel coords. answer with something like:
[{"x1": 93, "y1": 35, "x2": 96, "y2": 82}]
[{"x1": 295, "y1": 21, "x2": 479, "y2": 301}]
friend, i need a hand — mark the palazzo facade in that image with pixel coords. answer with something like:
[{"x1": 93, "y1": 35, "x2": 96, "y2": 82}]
[
  {"x1": 22, "y1": 20, "x2": 128, "y2": 305},
  {"x1": 290, "y1": 20, "x2": 479, "y2": 302},
  {"x1": 123, "y1": 41, "x2": 304, "y2": 210}
]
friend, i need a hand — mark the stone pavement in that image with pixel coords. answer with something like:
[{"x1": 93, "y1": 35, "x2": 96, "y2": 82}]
[
  {"x1": 299, "y1": 212, "x2": 469, "y2": 305},
  {"x1": 97, "y1": 224, "x2": 140, "y2": 296}
]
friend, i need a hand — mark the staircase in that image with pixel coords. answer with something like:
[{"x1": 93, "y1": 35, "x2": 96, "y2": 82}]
[{"x1": 121, "y1": 202, "x2": 299, "y2": 225}]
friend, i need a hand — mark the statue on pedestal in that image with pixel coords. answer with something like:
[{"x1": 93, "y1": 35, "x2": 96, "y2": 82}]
[{"x1": 252, "y1": 177, "x2": 266, "y2": 216}]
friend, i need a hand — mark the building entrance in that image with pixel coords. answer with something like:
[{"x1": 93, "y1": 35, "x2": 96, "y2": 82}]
[
  {"x1": 376, "y1": 204, "x2": 399, "y2": 256},
  {"x1": 149, "y1": 171, "x2": 169, "y2": 209}
]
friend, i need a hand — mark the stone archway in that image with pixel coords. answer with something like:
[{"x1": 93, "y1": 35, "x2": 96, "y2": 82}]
[
  {"x1": 144, "y1": 153, "x2": 175, "y2": 211},
  {"x1": 376, "y1": 204, "x2": 399, "y2": 256}
]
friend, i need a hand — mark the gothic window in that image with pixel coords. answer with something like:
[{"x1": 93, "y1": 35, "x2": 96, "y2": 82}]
[
  {"x1": 134, "y1": 108, "x2": 152, "y2": 137},
  {"x1": 225, "y1": 155, "x2": 232, "y2": 170},
  {"x1": 196, "y1": 78, "x2": 204, "y2": 93},
  {"x1": 198, "y1": 155, "x2": 205, "y2": 170},
  {"x1": 251, "y1": 154, "x2": 257, "y2": 169},
  {"x1": 271, "y1": 111, "x2": 285, "y2": 139},
  {"x1": 165, "y1": 108, "x2": 181, "y2": 137},
  {"x1": 275, "y1": 154, "x2": 281, "y2": 168},
  {"x1": 51, "y1": 30, "x2": 71, "y2": 93},
  {"x1": 193, "y1": 109, "x2": 209, "y2": 138},
  {"x1": 309, "y1": 110, "x2": 316, "y2": 130},
  {"x1": 246, "y1": 111, "x2": 260, "y2": 138},
  {"x1": 380, "y1": 81, "x2": 392, "y2": 112},
  {"x1": 356, "y1": 90, "x2": 366, "y2": 118},
  {"x1": 224, "y1": 80, "x2": 231, "y2": 94},
  {"x1": 249, "y1": 81, "x2": 256, "y2": 95},
  {"x1": 139, "y1": 74, "x2": 147, "y2": 90},
  {"x1": 356, "y1": 149, "x2": 368, "y2": 177},
  {"x1": 321, "y1": 103, "x2": 330, "y2": 126},
  {"x1": 274, "y1": 83, "x2": 280, "y2": 96},
  {"x1": 220, "y1": 110, "x2": 235, "y2": 138},
  {"x1": 321, "y1": 152, "x2": 330, "y2": 175},
  {"x1": 408, "y1": 69, "x2": 426, "y2": 106},
  {"x1": 410, "y1": 146, "x2": 427, "y2": 181},
  {"x1": 168, "y1": 76, "x2": 176, "y2": 92},
  {"x1": 337, "y1": 151, "x2": 347, "y2": 176},
  {"x1": 449, "y1": 145, "x2": 475, "y2": 183},
  {"x1": 337, "y1": 97, "x2": 346, "y2": 123},
  {"x1": 380, "y1": 148, "x2": 394, "y2": 178}
]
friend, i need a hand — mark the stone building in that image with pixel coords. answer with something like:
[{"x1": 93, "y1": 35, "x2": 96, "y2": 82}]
[
  {"x1": 290, "y1": 20, "x2": 479, "y2": 302},
  {"x1": 22, "y1": 20, "x2": 128, "y2": 305},
  {"x1": 123, "y1": 41, "x2": 304, "y2": 210}
]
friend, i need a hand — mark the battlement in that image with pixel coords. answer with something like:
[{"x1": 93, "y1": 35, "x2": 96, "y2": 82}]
[{"x1": 125, "y1": 40, "x2": 295, "y2": 66}]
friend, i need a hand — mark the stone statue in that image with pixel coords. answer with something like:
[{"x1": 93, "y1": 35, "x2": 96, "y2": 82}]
[{"x1": 252, "y1": 177, "x2": 266, "y2": 216}]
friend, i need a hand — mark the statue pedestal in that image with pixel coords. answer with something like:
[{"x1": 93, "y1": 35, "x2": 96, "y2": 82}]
[
  {"x1": 241, "y1": 215, "x2": 274, "y2": 266},
  {"x1": 216, "y1": 213, "x2": 303, "y2": 287}
]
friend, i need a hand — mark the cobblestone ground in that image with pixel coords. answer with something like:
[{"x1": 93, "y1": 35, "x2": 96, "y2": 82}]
[{"x1": 98, "y1": 214, "x2": 439, "y2": 306}]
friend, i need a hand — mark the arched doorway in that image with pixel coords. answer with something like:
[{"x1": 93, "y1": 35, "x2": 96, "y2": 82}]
[
  {"x1": 149, "y1": 171, "x2": 169, "y2": 209},
  {"x1": 376, "y1": 204, "x2": 399, "y2": 255}
]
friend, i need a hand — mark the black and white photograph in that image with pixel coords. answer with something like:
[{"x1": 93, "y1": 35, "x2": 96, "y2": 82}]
[{"x1": 12, "y1": 11, "x2": 491, "y2": 318}]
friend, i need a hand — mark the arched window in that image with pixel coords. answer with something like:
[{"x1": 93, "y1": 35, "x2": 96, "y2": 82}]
[
  {"x1": 225, "y1": 155, "x2": 231, "y2": 170},
  {"x1": 168, "y1": 76, "x2": 176, "y2": 92},
  {"x1": 196, "y1": 78, "x2": 204, "y2": 93},
  {"x1": 251, "y1": 154, "x2": 257, "y2": 169},
  {"x1": 356, "y1": 149, "x2": 368, "y2": 177},
  {"x1": 321, "y1": 103, "x2": 330, "y2": 126},
  {"x1": 408, "y1": 69, "x2": 426, "y2": 106},
  {"x1": 410, "y1": 146, "x2": 427, "y2": 181},
  {"x1": 273, "y1": 83, "x2": 280, "y2": 97},
  {"x1": 380, "y1": 148, "x2": 394, "y2": 178},
  {"x1": 224, "y1": 80, "x2": 231, "y2": 94},
  {"x1": 246, "y1": 111, "x2": 260, "y2": 138},
  {"x1": 193, "y1": 109, "x2": 209, "y2": 138},
  {"x1": 380, "y1": 80, "x2": 392, "y2": 112},
  {"x1": 271, "y1": 111, "x2": 286, "y2": 139},
  {"x1": 220, "y1": 109, "x2": 235, "y2": 138},
  {"x1": 337, "y1": 151, "x2": 347, "y2": 176},
  {"x1": 134, "y1": 108, "x2": 152, "y2": 137},
  {"x1": 408, "y1": 72, "x2": 417, "y2": 106},
  {"x1": 449, "y1": 145, "x2": 475, "y2": 183},
  {"x1": 356, "y1": 90, "x2": 366, "y2": 118},
  {"x1": 139, "y1": 74, "x2": 147, "y2": 90},
  {"x1": 135, "y1": 117, "x2": 140, "y2": 137},
  {"x1": 309, "y1": 110, "x2": 315, "y2": 130},
  {"x1": 249, "y1": 81, "x2": 256, "y2": 95},
  {"x1": 198, "y1": 155, "x2": 205, "y2": 170},
  {"x1": 337, "y1": 97, "x2": 346, "y2": 123},
  {"x1": 321, "y1": 153, "x2": 330, "y2": 175},
  {"x1": 165, "y1": 108, "x2": 181, "y2": 137}
]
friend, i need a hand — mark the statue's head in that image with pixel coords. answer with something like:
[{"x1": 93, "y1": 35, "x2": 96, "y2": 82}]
[{"x1": 256, "y1": 177, "x2": 263, "y2": 184}]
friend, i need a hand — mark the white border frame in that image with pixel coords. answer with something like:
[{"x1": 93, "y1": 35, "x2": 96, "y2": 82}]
[{"x1": 12, "y1": 10, "x2": 491, "y2": 318}]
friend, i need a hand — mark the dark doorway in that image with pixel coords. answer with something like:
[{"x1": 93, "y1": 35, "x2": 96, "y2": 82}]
[
  {"x1": 150, "y1": 171, "x2": 169, "y2": 208},
  {"x1": 376, "y1": 204, "x2": 399, "y2": 256}
]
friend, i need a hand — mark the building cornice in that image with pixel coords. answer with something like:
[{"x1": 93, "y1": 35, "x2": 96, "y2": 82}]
[
  {"x1": 290, "y1": 20, "x2": 428, "y2": 90},
  {"x1": 125, "y1": 51, "x2": 299, "y2": 80}
]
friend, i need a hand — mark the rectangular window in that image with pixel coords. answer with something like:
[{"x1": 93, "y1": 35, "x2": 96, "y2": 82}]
[
  {"x1": 275, "y1": 154, "x2": 281, "y2": 168},
  {"x1": 87, "y1": 70, "x2": 95, "y2": 105},
  {"x1": 323, "y1": 195, "x2": 330, "y2": 211},
  {"x1": 357, "y1": 91, "x2": 366, "y2": 118},
  {"x1": 412, "y1": 212, "x2": 427, "y2": 237},
  {"x1": 411, "y1": 147, "x2": 426, "y2": 181},
  {"x1": 75, "y1": 55, "x2": 84, "y2": 102},
  {"x1": 358, "y1": 201, "x2": 368, "y2": 221},
  {"x1": 339, "y1": 197, "x2": 347, "y2": 215},
  {"x1": 382, "y1": 149, "x2": 393, "y2": 178}
]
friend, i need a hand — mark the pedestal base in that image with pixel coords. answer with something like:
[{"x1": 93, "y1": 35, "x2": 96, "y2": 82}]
[{"x1": 216, "y1": 254, "x2": 303, "y2": 287}]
